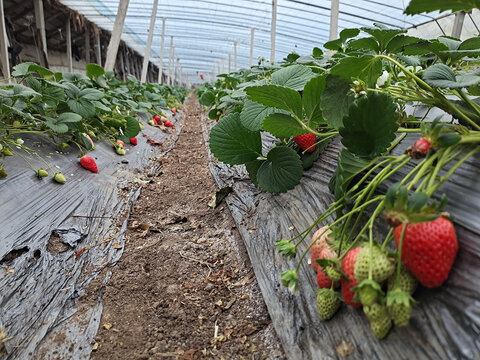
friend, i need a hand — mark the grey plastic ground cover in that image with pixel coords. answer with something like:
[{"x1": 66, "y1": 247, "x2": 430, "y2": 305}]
[
  {"x1": 0, "y1": 110, "x2": 184, "y2": 360},
  {"x1": 202, "y1": 117, "x2": 480, "y2": 360}
]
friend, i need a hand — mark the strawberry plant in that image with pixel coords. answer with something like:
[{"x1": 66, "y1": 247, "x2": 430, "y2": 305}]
[
  {"x1": 203, "y1": 0, "x2": 480, "y2": 339},
  {"x1": 0, "y1": 62, "x2": 187, "y2": 179}
]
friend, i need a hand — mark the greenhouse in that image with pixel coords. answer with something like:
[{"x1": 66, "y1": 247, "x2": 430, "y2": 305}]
[{"x1": 0, "y1": 0, "x2": 479, "y2": 359}]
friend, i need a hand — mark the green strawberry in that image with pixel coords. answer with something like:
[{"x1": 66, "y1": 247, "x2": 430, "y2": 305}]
[
  {"x1": 3, "y1": 148, "x2": 13, "y2": 156},
  {"x1": 370, "y1": 317, "x2": 392, "y2": 339},
  {"x1": 0, "y1": 165, "x2": 7, "y2": 178},
  {"x1": 353, "y1": 279, "x2": 383, "y2": 306},
  {"x1": 387, "y1": 264, "x2": 417, "y2": 294},
  {"x1": 53, "y1": 172, "x2": 66, "y2": 184},
  {"x1": 0, "y1": 144, "x2": 3, "y2": 151},
  {"x1": 325, "y1": 266, "x2": 341, "y2": 282},
  {"x1": 386, "y1": 289, "x2": 414, "y2": 327},
  {"x1": 354, "y1": 243, "x2": 395, "y2": 283},
  {"x1": 364, "y1": 303, "x2": 392, "y2": 339},
  {"x1": 316, "y1": 288, "x2": 341, "y2": 320},
  {"x1": 36, "y1": 168, "x2": 49, "y2": 178},
  {"x1": 115, "y1": 146, "x2": 126, "y2": 155}
]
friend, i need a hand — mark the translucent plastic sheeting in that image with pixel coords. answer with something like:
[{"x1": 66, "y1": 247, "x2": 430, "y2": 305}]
[
  {"x1": 201, "y1": 113, "x2": 480, "y2": 359},
  {"x1": 0, "y1": 111, "x2": 184, "y2": 359},
  {"x1": 60, "y1": 0, "x2": 440, "y2": 83}
]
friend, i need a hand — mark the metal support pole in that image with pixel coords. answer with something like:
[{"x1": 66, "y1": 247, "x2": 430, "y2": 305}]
[
  {"x1": 66, "y1": 17, "x2": 73, "y2": 72},
  {"x1": 0, "y1": 0, "x2": 10, "y2": 80},
  {"x1": 270, "y1": 0, "x2": 277, "y2": 63},
  {"x1": 168, "y1": 36, "x2": 174, "y2": 85},
  {"x1": 85, "y1": 25, "x2": 90, "y2": 63},
  {"x1": 141, "y1": 0, "x2": 158, "y2": 82},
  {"x1": 94, "y1": 27, "x2": 102, "y2": 66},
  {"x1": 228, "y1": 53, "x2": 231, "y2": 73},
  {"x1": 119, "y1": 46, "x2": 125, "y2": 81},
  {"x1": 104, "y1": 0, "x2": 130, "y2": 71},
  {"x1": 233, "y1": 41, "x2": 237, "y2": 71},
  {"x1": 158, "y1": 17, "x2": 166, "y2": 83},
  {"x1": 249, "y1": 27, "x2": 255, "y2": 67},
  {"x1": 452, "y1": 11, "x2": 466, "y2": 38},
  {"x1": 33, "y1": 0, "x2": 48, "y2": 67},
  {"x1": 329, "y1": 0, "x2": 340, "y2": 41}
]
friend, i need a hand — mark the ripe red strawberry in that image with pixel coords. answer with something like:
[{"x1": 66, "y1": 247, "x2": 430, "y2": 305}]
[
  {"x1": 394, "y1": 217, "x2": 458, "y2": 287},
  {"x1": 129, "y1": 137, "x2": 138, "y2": 146},
  {"x1": 116, "y1": 140, "x2": 125, "y2": 147},
  {"x1": 341, "y1": 247, "x2": 362, "y2": 308},
  {"x1": 154, "y1": 115, "x2": 161, "y2": 122},
  {"x1": 164, "y1": 120, "x2": 174, "y2": 128},
  {"x1": 215, "y1": 117, "x2": 219, "y2": 122},
  {"x1": 317, "y1": 270, "x2": 333, "y2": 289},
  {"x1": 79, "y1": 155, "x2": 98, "y2": 173},
  {"x1": 200, "y1": 74, "x2": 204, "y2": 80},
  {"x1": 171, "y1": 108, "x2": 177, "y2": 114},
  {"x1": 293, "y1": 133, "x2": 316, "y2": 152}
]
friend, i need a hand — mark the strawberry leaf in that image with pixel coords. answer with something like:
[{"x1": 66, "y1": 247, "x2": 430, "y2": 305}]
[
  {"x1": 86, "y1": 63, "x2": 105, "y2": 79},
  {"x1": 240, "y1": 100, "x2": 279, "y2": 131},
  {"x1": 256, "y1": 146, "x2": 303, "y2": 193},
  {"x1": 339, "y1": 92, "x2": 398, "y2": 158},
  {"x1": 330, "y1": 55, "x2": 383, "y2": 88},
  {"x1": 209, "y1": 113, "x2": 262, "y2": 165},
  {"x1": 245, "y1": 159, "x2": 265, "y2": 187},
  {"x1": 271, "y1": 64, "x2": 315, "y2": 91},
  {"x1": 245, "y1": 85, "x2": 302, "y2": 119},
  {"x1": 262, "y1": 113, "x2": 305, "y2": 137},
  {"x1": 302, "y1": 75, "x2": 325, "y2": 128},
  {"x1": 405, "y1": 0, "x2": 480, "y2": 14},
  {"x1": 124, "y1": 117, "x2": 141, "y2": 138},
  {"x1": 320, "y1": 75, "x2": 355, "y2": 130}
]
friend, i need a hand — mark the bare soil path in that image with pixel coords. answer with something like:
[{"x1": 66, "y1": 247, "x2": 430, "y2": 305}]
[{"x1": 89, "y1": 96, "x2": 284, "y2": 360}]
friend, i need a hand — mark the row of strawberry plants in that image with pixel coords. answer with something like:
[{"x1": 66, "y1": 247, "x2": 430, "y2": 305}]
[
  {"x1": 0, "y1": 62, "x2": 187, "y2": 180},
  {"x1": 200, "y1": 3, "x2": 480, "y2": 339}
]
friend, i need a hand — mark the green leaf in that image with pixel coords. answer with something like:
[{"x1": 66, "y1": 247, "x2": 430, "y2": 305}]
[
  {"x1": 329, "y1": 149, "x2": 377, "y2": 200},
  {"x1": 44, "y1": 116, "x2": 70, "y2": 133},
  {"x1": 93, "y1": 100, "x2": 111, "y2": 111},
  {"x1": 29, "y1": 64, "x2": 54, "y2": 78},
  {"x1": 25, "y1": 77, "x2": 42, "y2": 92},
  {"x1": 199, "y1": 90, "x2": 215, "y2": 106},
  {"x1": 256, "y1": 146, "x2": 303, "y2": 193},
  {"x1": 339, "y1": 92, "x2": 398, "y2": 158},
  {"x1": 245, "y1": 85, "x2": 302, "y2": 118},
  {"x1": 312, "y1": 47, "x2": 323, "y2": 58},
  {"x1": 405, "y1": 0, "x2": 480, "y2": 14},
  {"x1": 302, "y1": 75, "x2": 325, "y2": 127},
  {"x1": 385, "y1": 36, "x2": 424, "y2": 54},
  {"x1": 340, "y1": 28, "x2": 361, "y2": 42},
  {"x1": 11, "y1": 62, "x2": 36, "y2": 76},
  {"x1": 1, "y1": 104, "x2": 34, "y2": 120},
  {"x1": 459, "y1": 36, "x2": 480, "y2": 50},
  {"x1": 13, "y1": 84, "x2": 39, "y2": 97},
  {"x1": 423, "y1": 63, "x2": 480, "y2": 88},
  {"x1": 67, "y1": 98, "x2": 96, "y2": 118},
  {"x1": 43, "y1": 86, "x2": 65, "y2": 101},
  {"x1": 209, "y1": 113, "x2": 262, "y2": 165},
  {"x1": 124, "y1": 117, "x2": 141, "y2": 138},
  {"x1": 403, "y1": 40, "x2": 449, "y2": 56},
  {"x1": 438, "y1": 36, "x2": 461, "y2": 50},
  {"x1": 63, "y1": 72, "x2": 89, "y2": 82},
  {"x1": 262, "y1": 113, "x2": 305, "y2": 137},
  {"x1": 320, "y1": 75, "x2": 355, "y2": 130},
  {"x1": 271, "y1": 65, "x2": 315, "y2": 91},
  {"x1": 347, "y1": 38, "x2": 379, "y2": 53},
  {"x1": 86, "y1": 63, "x2": 105, "y2": 79},
  {"x1": 361, "y1": 26, "x2": 406, "y2": 52},
  {"x1": 324, "y1": 39, "x2": 343, "y2": 51},
  {"x1": 330, "y1": 55, "x2": 383, "y2": 87},
  {"x1": 245, "y1": 159, "x2": 265, "y2": 187},
  {"x1": 240, "y1": 100, "x2": 277, "y2": 131},
  {"x1": 79, "y1": 88, "x2": 104, "y2": 101},
  {"x1": 58, "y1": 112, "x2": 82, "y2": 122}
]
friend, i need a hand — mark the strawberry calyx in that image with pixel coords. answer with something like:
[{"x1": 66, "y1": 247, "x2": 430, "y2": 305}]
[{"x1": 352, "y1": 279, "x2": 384, "y2": 306}]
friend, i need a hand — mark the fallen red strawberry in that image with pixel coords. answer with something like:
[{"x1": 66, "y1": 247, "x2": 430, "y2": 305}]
[
  {"x1": 171, "y1": 108, "x2": 177, "y2": 114},
  {"x1": 215, "y1": 117, "x2": 219, "y2": 122},
  {"x1": 164, "y1": 120, "x2": 174, "y2": 128},
  {"x1": 79, "y1": 155, "x2": 98, "y2": 173},
  {"x1": 116, "y1": 140, "x2": 125, "y2": 147},
  {"x1": 154, "y1": 115, "x2": 161, "y2": 122},
  {"x1": 341, "y1": 246, "x2": 362, "y2": 308},
  {"x1": 129, "y1": 137, "x2": 138, "y2": 146},
  {"x1": 394, "y1": 217, "x2": 458, "y2": 287},
  {"x1": 293, "y1": 133, "x2": 316, "y2": 152}
]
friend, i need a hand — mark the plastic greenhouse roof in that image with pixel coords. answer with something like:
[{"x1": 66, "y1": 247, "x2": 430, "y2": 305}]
[{"x1": 60, "y1": 0, "x2": 442, "y2": 83}]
